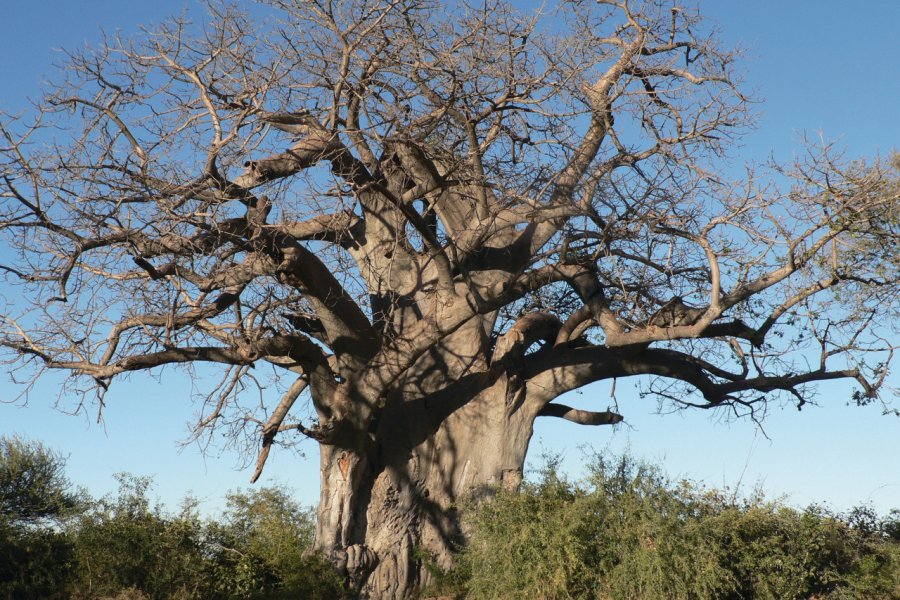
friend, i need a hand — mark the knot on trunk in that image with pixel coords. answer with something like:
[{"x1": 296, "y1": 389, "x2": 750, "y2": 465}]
[
  {"x1": 338, "y1": 543, "x2": 379, "y2": 589},
  {"x1": 501, "y1": 468, "x2": 523, "y2": 492}
]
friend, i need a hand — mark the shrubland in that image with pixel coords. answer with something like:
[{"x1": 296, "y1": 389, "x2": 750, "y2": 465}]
[
  {"x1": 1, "y1": 435, "x2": 898, "y2": 599},
  {"x1": 0, "y1": 436, "x2": 346, "y2": 599}
]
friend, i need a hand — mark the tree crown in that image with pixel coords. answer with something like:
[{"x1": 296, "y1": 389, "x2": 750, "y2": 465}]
[{"x1": 1, "y1": 0, "x2": 897, "y2": 468}]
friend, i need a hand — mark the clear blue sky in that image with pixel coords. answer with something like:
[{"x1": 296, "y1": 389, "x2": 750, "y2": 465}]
[{"x1": 1, "y1": 1, "x2": 898, "y2": 516}]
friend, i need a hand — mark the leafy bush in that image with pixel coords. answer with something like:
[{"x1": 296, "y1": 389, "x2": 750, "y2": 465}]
[
  {"x1": 66, "y1": 478, "x2": 346, "y2": 599},
  {"x1": 707, "y1": 501, "x2": 849, "y2": 599},
  {"x1": 453, "y1": 454, "x2": 900, "y2": 600},
  {"x1": 204, "y1": 486, "x2": 346, "y2": 599},
  {"x1": 0, "y1": 435, "x2": 345, "y2": 599},
  {"x1": 66, "y1": 474, "x2": 211, "y2": 599},
  {"x1": 0, "y1": 435, "x2": 81, "y2": 598},
  {"x1": 701, "y1": 498, "x2": 900, "y2": 599},
  {"x1": 0, "y1": 521, "x2": 73, "y2": 599},
  {"x1": 3, "y1": 436, "x2": 898, "y2": 600},
  {"x1": 0, "y1": 435, "x2": 81, "y2": 527},
  {"x1": 460, "y1": 456, "x2": 730, "y2": 599}
]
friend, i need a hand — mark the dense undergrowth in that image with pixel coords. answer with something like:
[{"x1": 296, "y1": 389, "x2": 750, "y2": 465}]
[
  {"x1": 433, "y1": 455, "x2": 900, "y2": 599},
  {"x1": 2, "y1": 436, "x2": 898, "y2": 599},
  {"x1": 0, "y1": 436, "x2": 346, "y2": 599}
]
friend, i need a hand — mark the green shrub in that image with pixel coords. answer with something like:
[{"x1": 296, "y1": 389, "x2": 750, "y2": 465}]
[
  {"x1": 0, "y1": 435, "x2": 81, "y2": 527},
  {"x1": 205, "y1": 486, "x2": 346, "y2": 599},
  {"x1": 66, "y1": 474, "x2": 210, "y2": 599},
  {"x1": 3, "y1": 435, "x2": 898, "y2": 600},
  {"x1": 700, "y1": 498, "x2": 900, "y2": 600},
  {"x1": 0, "y1": 435, "x2": 81, "y2": 598},
  {"x1": 706, "y1": 502, "x2": 846, "y2": 599},
  {"x1": 0, "y1": 521, "x2": 73, "y2": 599},
  {"x1": 65, "y1": 479, "x2": 347, "y2": 599},
  {"x1": 0, "y1": 437, "x2": 345, "y2": 598},
  {"x1": 454, "y1": 454, "x2": 900, "y2": 600},
  {"x1": 586, "y1": 458, "x2": 731, "y2": 600},
  {"x1": 460, "y1": 456, "x2": 731, "y2": 599}
]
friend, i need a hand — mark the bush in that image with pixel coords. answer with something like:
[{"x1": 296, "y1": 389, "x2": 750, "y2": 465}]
[
  {"x1": 0, "y1": 521, "x2": 73, "y2": 599},
  {"x1": 204, "y1": 486, "x2": 346, "y2": 599},
  {"x1": 0, "y1": 437, "x2": 347, "y2": 599},
  {"x1": 0, "y1": 435, "x2": 81, "y2": 598},
  {"x1": 707, "y1": 502, "x2": 847, "y2": 599},
  {"x1": 702, "y1": 498, "x2": 900, "y2": 599},
  {"x1": 0, "y1": 435, "x2": 81, "y2": 527},
  {"x1": 66, "y1": 474, "x2": 210, "y2": 599},
  {"x1": 65, "y1": 478, "x2": 347, "y2": 599},
  {"x1": 460, "y1": 456, "x2": 730, "y2": 600},
  {"x1": 3, "y1": 436, "x2": 897, "y2": 599},
  {"x1": 453, "y1": 454, "x2": 900, "y2": 600}
]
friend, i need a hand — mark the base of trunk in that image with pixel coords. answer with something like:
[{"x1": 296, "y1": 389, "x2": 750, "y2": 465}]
[{"x1": 315, "y1": 385, "x2": 536, "y2": 598}]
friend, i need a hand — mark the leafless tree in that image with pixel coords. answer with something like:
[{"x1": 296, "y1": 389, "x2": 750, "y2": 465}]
[{"x1": 1, "y1": 0, "x2": 897, "y2": 596}]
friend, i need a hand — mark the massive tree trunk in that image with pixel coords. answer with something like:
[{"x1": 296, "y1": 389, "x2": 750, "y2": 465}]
[
  {"x1": 312, "y1": 310, "x2": 543, "y2": 597},
  {"x1": 316, "y1": 377, "x2": 535, "y2": 598}
]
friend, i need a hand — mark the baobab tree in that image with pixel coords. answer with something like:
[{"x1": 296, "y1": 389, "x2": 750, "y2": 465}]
[{"x1": 1, "y1": 0, "x2": 897, "y2": 596}]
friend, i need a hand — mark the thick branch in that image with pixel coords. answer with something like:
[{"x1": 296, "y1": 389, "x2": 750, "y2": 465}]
[
  {"x1": 538, "y1": 403, "x2": 623, "y2": 426},
  {"x1": 250, "y1": 376, "x2": 308, "y2": 483}
]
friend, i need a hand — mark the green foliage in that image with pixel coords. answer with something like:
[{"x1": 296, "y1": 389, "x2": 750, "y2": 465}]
[
  {"x1": 65, "y1": 478, "x2": 346, "y2": 600},
  {"x1": 0, "y1": 435, "x2": 80, "y2": 599},
  {"x1": 0, "y1": 521, "x2": 74, "y2": 599},
  {"x1": 707, "y1": 501, "x2": 850, "y2": 599},
  {"x1": 66, "y1": 474, "x2": 210, "y2": 599},
  {"x1": 0, "y1": 436, "x2": 345, "y2": 599},
  {"x1": 460, "y1": 456, "x2": 730, "y2": 600},
  {"x1": 204, "y1": 487, "x2": 346, "y2": 600},
  {"x1": 0, "y1": 435, "x2": 81, "y2": 527},
  {"x1": 461, "y1": 468, "x2": 596, "y2": 598},
  {"x1": 3, "y1": 436, "x2": 898, "y2": 600},
  {"x1": 452, "y1": 455, "x2": 900, "y2": 600}
]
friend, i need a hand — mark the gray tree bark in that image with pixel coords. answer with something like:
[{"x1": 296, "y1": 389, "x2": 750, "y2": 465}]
[{"x1": 316, "y1": 379, "x2": 533, "y2": 597}]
